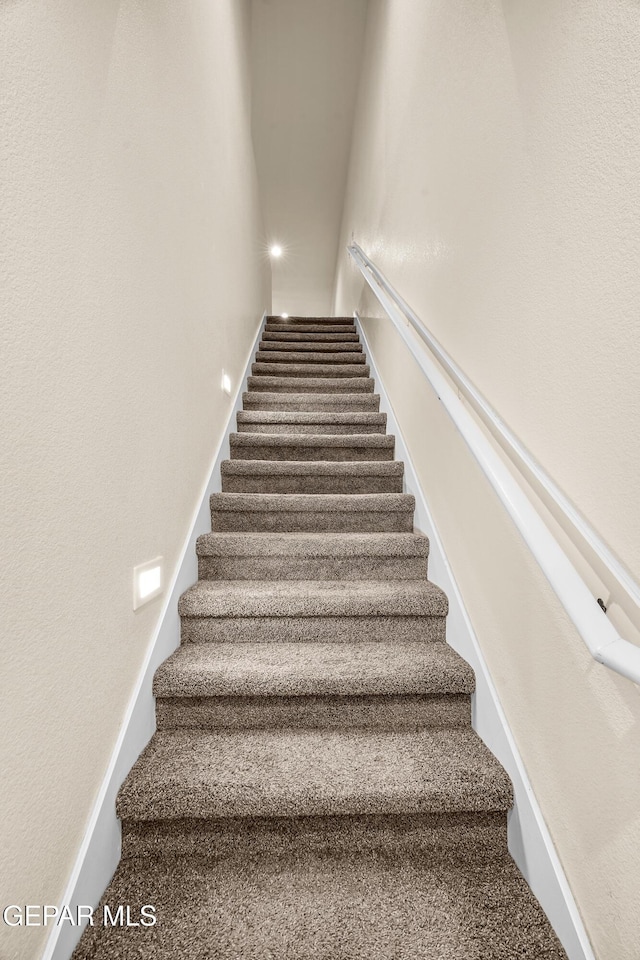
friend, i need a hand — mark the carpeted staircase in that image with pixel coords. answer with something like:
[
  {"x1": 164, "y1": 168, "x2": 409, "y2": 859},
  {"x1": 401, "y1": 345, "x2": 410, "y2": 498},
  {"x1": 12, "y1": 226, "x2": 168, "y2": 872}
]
[{"x1": 75, "y1": 316, "x2": 566, "y2": 959}]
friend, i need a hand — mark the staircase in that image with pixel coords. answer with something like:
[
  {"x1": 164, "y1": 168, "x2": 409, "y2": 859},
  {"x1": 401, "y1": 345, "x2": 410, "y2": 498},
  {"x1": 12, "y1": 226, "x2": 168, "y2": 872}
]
[{"x1": 75, "y1": 316, "x2": 566, "y2": 959}]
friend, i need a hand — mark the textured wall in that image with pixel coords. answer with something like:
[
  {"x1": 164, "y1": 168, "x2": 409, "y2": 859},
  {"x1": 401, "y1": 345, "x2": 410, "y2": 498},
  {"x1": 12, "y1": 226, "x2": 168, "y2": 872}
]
[
  {"x1": 251, "y1": 0, "x2": 367, "y2": 315},
  {"x1": 334, "y1": 1, "x2": 640, "y2": 957},
  {"x1": 0, "y1": 3, "x2": 269, "y2": 958}
]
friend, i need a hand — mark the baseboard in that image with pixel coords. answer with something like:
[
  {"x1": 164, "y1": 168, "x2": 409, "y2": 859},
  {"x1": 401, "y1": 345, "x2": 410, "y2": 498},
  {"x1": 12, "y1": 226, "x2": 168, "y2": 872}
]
[
  {"x1": 356, "y1": 314, "x2": 595, "y2": 960},
  {"x1": 42, "y1": 312, "x2": 267, "y2": 960}
]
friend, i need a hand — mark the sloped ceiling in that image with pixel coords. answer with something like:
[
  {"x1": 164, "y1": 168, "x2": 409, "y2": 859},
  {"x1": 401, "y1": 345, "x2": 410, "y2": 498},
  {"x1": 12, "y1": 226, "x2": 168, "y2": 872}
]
[{"x1": 251, "y1": 0, "x2": 368, "y2": 315}]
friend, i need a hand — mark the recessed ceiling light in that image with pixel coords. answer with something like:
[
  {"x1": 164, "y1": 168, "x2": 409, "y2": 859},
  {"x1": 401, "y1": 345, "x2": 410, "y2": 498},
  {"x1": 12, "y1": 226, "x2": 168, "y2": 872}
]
[{"x1": 270, "y1": 244, "x2": 283, "y2": 258}]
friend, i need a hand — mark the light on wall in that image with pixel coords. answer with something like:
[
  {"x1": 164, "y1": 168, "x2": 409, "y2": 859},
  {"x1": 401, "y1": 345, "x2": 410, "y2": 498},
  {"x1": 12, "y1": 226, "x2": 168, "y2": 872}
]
[
  {"x1": 133, "y1": 557, "x2": 163, "y2": 610},
  {"x1": 270, "y1": 244, "x2": 283, "y2": 258},
  {"x1": 221, "y1": 371, "x2": 232, "y2": 395},
  {"x1": 281, "y1": 313, "x2": 289, "y2": 319}
]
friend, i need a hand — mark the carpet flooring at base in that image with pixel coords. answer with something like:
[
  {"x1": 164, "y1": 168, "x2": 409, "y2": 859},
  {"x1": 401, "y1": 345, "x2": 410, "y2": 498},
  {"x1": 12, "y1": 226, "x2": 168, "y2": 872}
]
[{"x1": 74, "y1": 846, "x2": 566, "y2": 960}]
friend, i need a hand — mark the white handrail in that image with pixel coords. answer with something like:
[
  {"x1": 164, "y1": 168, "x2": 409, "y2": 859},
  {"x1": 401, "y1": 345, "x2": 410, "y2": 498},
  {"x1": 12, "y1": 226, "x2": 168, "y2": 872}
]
[{"x1": 348, "y1": 241, "x2": 640, "y2": 685}]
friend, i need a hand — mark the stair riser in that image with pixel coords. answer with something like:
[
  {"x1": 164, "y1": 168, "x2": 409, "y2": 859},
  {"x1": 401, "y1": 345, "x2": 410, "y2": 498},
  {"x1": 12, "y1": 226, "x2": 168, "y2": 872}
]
[
  {"x1": 198, "y1": 554, "x2": 427, "y2": 580},
  {"x1": 247, "y1": 377, "x2": 375, "y2": 393},
  {"x1": 210, "y1": 511, "x2": 414, "y2": 533},
  {"x1": 267, "y1": 317, "x2": 355, "y2": 324},
  {"x1": 180, "y1": 615, "x2": 446, "y2": 644},
  {"x1": 236, "y1": 422, "x2": 386, "y2": 435},
  {"x1": 252, "y1": 363, "x2": 370, "y2": 378},
  {"x1": 261, "y1": 331, "x2": 360, "y2": 343},
  {"x1": 264, "y1": 324, "x2": 355, "y2": 334},
  {"x1": 220, "y1": 474, "x2": 403, "y2": 494},
  {"x1": 243, "y1": 393, "x2": 380, "y2": 411},
  {"x1": 229, "y1": 442, "x2": 394, "y2": 461},
  {"x1": 121, "y1": 812, "x2": 508, "y2": 861},
  {"x1": 237, "y1": 410, "x2": 384, "y2": 428},
  {"x1": 259, "y1": 340, "x2": 362, "y2": 352},
  {"x1": 156, "y1": 694, "x2": 470, "y2": 731},
  {"x1": 255, "y1": 352, "x2": 366, "y2": 364}
]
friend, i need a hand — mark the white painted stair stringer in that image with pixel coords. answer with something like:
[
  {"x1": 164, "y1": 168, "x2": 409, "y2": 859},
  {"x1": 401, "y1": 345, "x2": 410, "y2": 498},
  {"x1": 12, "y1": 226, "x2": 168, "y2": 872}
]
[
  {"x1": 42, "y1": 313, "x2": 267, "y2": 960},
  {"x1": 356, "y1": 314, "x2": 595, "y2": 960}
]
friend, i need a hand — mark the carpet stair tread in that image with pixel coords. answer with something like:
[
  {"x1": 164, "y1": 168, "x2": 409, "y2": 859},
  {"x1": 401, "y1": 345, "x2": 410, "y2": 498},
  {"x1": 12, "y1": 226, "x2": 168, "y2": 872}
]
[
  {"x1": 209, "y1": 492, "x2": 415, "y2": 534},
  {"x1": 211, "y1": 491, "x2": 413, "y2": 510},
  {"x1": 242, "y1": 391, "x2": 380, "y2": 411},
  {"x1": 210, "y1": 497, "x2": 414, "y2": 532},
  {"x1": 220, "y1": 459, "x2": 404, "y2": 494},
  {"x1": 116, "y1": 727, "x2": 513, "y2": 821},
  {"x1": 197, "y1": 530, "x2": 426, "y2": 558},
  {"x1": 73, "y1": 849, "x2": 566, "y2": 960},
  {"x1": 221, "y1": 460, "x2": 402, "y2": 476},
  {"x1": 264, "y1": 323, "x2": 355, "y2": 333},
  {"x1": 251, "y1": 362, "x2": 371, "y2": 378},
  {"x1": 261, "y1": 330, "x2": 360, "y2": 342},
  {"x1": 247, "y1": 375, "x2": 375, "y2": 393},
  {"x1": 196, "y1": 529, "x2": 424, "y2": 578},
  {"x1": 230, "y1": 430, "x2": 393, "y2": 444},
  {"x1": 237, "y1": 411, "x2": 386, "y2": 429},
  {"x1": 178, "y1": 578, "x2": 448, "y2": 619},
  {"x1": 266, "y1": 313, "x2": 355, "y2": 330},
  {"x1": 229, "y1": 433, "x2": 394, "y2": 461},
  {"x1": 154, "y1": 641, "x2": 473, "y2": 698},
  {"x1": 255, "y1": 350, "x2": 367, "y2": 364},
  {"x1": 259, "y1": 338, "x2": 362, "y2": 351}
]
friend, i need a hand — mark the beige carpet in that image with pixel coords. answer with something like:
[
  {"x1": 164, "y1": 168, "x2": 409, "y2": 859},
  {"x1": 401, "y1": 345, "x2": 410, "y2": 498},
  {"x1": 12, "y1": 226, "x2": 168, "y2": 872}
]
[{"x1": 73, "y1": 316, "x2": 566, "y2": 959}]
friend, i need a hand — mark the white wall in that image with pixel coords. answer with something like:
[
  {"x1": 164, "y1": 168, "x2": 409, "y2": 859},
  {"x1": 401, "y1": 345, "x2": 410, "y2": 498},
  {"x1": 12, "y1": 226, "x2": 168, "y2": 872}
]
[
  {"x1": 334, "y1": 2, "x2": 640, "y2": 957},
  {"x1": 0, "y1": 3, "x2": 270, "y2": 958},
  {"x1": 251, "y1": 0, "x2": 367, "y2": 315}
]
